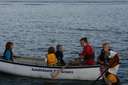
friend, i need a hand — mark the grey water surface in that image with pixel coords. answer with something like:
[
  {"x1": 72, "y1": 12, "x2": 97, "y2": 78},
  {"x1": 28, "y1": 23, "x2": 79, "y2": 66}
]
[{"x1": 0, "y1": 1, "x2": 128, "y2": 85}]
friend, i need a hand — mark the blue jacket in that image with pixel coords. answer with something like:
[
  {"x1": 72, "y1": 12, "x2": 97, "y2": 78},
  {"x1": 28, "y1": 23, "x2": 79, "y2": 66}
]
[
  {"x1": 56, "y1": 51, "x2": 65, "y2": 65},
  {"x1": 3, "y1": 49, "x2": 13, "y2": 61}
]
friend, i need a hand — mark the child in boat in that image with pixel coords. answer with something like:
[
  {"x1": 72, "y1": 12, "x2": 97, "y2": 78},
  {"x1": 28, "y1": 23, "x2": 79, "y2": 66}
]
[
  {"x1": 56, "y1": 44, "x2": 65, "y2": 66},
  {"x1": 3, "y1": 42, "x2": 16, "y2": 61},
  {"x1": 47, "y1": 47, "x2": 57, "y2": 67},
  {"x1": 79, "y1": 37, "x2": 95, "y2": 65},
  {"x1": 98, "y1": 42, "x2": 120, "y2": 85}
]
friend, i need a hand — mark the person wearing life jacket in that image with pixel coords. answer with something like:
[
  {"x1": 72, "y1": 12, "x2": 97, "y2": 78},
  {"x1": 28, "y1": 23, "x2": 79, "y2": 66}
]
[
  {"x1": 3, "y1": 42, "x2": 16, "y2": 61},
  {"x1": 56, "y1": 44, "x2": 65, "y2": 66},
  {"x1": 47, "y1": 47, "x2": 58, "y2": 67},
  {"x1": 79, "y1": 37, "x2": 95, "y2": 65},
  {"x1": 98, "y1": 42, "x2": 120, "y2": 85}
]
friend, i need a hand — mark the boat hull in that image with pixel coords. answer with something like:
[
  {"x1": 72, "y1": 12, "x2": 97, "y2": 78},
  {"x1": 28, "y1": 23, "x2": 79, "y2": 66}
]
[{"x1": 0, "y1": 59, "x2": 101, "y2": 80}]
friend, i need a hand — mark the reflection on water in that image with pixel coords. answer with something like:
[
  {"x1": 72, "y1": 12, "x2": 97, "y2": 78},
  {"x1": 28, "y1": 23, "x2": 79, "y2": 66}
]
[
  {"x1": 0, "y1": 72, "x2": 105, "y2": 85},
  {"x1": 0, "y1": 1, "x2": 128, "y2": 85}
]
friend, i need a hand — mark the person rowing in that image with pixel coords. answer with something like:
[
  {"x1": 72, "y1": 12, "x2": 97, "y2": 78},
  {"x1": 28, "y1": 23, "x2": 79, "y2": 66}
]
[
  {"x1": 98, "y1": 42, "x2": 120, "y2": 85},
  {"x1": 79, "y1": 37, "x2": 95, "y2": 65}
]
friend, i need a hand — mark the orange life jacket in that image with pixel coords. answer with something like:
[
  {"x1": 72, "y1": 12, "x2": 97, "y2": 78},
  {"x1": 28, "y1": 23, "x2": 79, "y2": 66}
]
[{"x1": 47, "y1": 53, "x2": 57, "y2": 65}]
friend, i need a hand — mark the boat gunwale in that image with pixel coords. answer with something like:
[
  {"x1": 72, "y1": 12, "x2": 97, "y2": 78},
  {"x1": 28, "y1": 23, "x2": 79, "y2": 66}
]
[{"x1": 0, "y1": 59, "x2": 100, "y2": 69}]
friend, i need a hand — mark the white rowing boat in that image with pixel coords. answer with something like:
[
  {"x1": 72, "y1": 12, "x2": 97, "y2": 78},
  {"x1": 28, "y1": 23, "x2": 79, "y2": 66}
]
[{"x1": 0, "y1": 59, "x2": 102, "y2": 80}]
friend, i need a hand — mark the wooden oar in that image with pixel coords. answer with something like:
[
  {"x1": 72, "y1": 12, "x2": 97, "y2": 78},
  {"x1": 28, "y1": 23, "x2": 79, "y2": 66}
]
[
  {"x1": 90, "y1": 67, "x2": 109, "y2": 85},
  {"x1": 91, "y1": 58, "x2": 119, "y2": 85}
]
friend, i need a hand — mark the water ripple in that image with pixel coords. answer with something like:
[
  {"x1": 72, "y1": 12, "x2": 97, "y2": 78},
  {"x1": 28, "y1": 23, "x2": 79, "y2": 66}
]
[{"x1": 0, "y1": 3, "x2": 127, "y2": 85}]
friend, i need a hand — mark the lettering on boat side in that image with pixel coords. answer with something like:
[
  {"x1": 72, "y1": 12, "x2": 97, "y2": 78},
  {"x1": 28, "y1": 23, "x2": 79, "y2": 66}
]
[
  {"x1": 32, "y1": 68, "x2": 52, "y2": 72},
  {"x1": 32, "y1": 68, "x2": 73, "y2": 74}
]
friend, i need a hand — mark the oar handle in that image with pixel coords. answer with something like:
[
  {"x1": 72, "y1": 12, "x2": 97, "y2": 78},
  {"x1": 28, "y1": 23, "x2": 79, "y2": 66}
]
[
  {"x1": 91, "y1": 55, "x2": 119, "y2": 85},
  {"x1": 91, "y1": 67, "x2": 109, "y2": 85}
]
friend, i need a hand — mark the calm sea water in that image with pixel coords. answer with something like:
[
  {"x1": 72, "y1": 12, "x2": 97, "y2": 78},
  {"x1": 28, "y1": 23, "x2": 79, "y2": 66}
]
[{"x1": 0, "y1": 1, "x2": 128, "y2": 85}]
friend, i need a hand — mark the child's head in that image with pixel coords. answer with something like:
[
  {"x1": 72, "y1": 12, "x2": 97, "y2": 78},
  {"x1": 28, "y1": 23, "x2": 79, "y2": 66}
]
[
  {"x1": 56, "y1": 44, "x2": 64, "y2": 52},
  {"x1": 48, "y1": 47, "x2": 55, "y2": 54},
  {"x1": 5, "y1": 42, "x2": 13, "y2": 49}
]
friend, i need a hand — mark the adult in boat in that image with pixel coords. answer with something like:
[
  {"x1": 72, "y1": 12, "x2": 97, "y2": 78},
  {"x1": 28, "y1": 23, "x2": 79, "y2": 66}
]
[
  {"x1": 3, "y1": 42, "x2": 16, "y2": 61},
  {"x1": 79, "y1": 37, "x2": 95, "y2": 65},
  {"x1": 98, "y1": 42, "x2": 120, "y2": 85},
  {"x1": 47, "y1": 47, "x2": 58, "y2": 67},
  {"x1": 56, "y1": 44, "x2": 65, "y2": 66}
]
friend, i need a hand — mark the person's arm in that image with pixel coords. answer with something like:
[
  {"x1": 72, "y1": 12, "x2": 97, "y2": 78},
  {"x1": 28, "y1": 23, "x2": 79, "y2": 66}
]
[
  {"x1": 44, "y1": 54, "x2": 48, "y2": 64},
  {"x1": 85, "y1": 46, "x2": 93, "y2": 57},
  {"x1": 79, "y1": 47, "x2": 86, "y2": 58},
  {"x1": 98, "y1": 58, "x2": 104, "y2": 65},
  {"x1": 13, "y1": 52, "x2": 16, "y2": 59},
  {"x1": 80, "y1": 46, "x2": 93, "y2": 58},
  {"x1": 97, "y1": 49, "x2": 105, "y2": 65}
]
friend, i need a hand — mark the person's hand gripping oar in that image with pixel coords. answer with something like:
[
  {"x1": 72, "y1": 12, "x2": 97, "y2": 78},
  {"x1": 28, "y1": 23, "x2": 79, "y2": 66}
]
[
  {"x1": 90, "y1": 65, "x2": 109, "y2": 85},
  {"x1": 90, "y1": 58, "x2": 119, "y2": 85}
]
